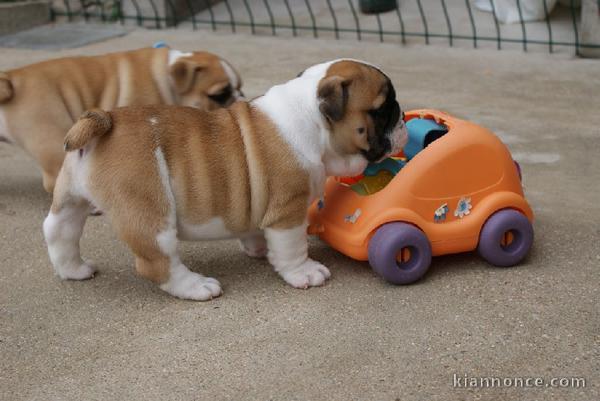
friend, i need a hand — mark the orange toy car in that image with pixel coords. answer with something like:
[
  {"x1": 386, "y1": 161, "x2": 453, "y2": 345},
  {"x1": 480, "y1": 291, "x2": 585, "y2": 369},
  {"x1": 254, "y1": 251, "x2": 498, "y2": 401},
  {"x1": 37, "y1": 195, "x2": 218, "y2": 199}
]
[{"x1": 308, "y1": 109, "x2": 534, "y2": 284}]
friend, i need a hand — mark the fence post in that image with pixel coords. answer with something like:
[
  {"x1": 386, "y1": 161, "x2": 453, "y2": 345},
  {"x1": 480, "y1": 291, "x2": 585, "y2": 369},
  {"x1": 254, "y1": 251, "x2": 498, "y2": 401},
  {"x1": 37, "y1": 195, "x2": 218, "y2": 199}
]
[{"x1": 580, "y1": 0, "x2": 600, "y2": 57}]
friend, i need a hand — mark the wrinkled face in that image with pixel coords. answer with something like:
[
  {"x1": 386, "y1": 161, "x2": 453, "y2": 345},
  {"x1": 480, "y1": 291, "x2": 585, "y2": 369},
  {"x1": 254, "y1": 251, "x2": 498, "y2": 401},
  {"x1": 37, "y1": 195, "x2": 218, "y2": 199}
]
[
  {"x1": 315, "y1": 61, "x2": 407, "y2": 176},
  {"x1": 169, "y1": 51, "x2": 243, "y2": 111}
]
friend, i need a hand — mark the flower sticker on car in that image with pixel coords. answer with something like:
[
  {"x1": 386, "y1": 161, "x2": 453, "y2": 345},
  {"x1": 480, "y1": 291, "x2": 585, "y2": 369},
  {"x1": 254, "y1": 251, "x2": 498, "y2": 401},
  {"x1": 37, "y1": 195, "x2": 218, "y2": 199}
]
[
  {"x1": 434, "y1": 203, "x2": 449, "y2": 223},
  {"x1": 454, "y1": 197, "x2": 473, "y2": 218}
]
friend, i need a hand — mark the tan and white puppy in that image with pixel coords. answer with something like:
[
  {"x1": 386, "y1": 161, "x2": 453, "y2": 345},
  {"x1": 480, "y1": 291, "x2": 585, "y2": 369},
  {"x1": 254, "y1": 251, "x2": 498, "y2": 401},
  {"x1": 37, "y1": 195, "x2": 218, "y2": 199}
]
[
  {"x1": 0, "y1": 47, "x2": 243, "y2": 193},
  {"x1": 43, "y1": 59, "x2": 407, "y2": 300}
]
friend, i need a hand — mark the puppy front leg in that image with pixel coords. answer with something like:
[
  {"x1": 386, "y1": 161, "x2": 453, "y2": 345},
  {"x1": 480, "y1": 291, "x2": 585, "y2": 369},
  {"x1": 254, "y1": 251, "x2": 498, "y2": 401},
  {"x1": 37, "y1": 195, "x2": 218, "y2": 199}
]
[
  {"x1": 264, "y1": 225, "x2": 331, "y2": 288},
  {"x1": 121, "y1": 225, "x2": 222, "y2": 301}
]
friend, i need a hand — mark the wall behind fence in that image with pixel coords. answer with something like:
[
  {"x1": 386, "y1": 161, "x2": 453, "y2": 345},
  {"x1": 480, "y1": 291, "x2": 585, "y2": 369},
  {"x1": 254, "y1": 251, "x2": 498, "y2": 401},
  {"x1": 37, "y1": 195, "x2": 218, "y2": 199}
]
[{"x1": 51, "y1": 0, "x2": 600, "y2": 56}]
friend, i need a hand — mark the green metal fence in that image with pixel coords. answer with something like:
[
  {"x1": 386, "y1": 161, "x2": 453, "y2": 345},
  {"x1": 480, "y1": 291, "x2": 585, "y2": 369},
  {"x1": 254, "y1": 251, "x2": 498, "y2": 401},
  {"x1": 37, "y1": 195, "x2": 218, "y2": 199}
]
[{"x1": 51, "y1": 0, "x2": 600, "y2": 55}]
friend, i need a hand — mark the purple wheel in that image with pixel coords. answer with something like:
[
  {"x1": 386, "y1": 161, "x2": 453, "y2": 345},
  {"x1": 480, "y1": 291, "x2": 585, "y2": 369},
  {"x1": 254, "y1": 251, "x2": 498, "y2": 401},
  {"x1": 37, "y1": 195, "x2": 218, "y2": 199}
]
[
  {"x1": 478, "y1": 209, "x2": 533, "y2": 267},
  {"x1": 368, "y1": 222, "x2": 432, "y2": 285}
]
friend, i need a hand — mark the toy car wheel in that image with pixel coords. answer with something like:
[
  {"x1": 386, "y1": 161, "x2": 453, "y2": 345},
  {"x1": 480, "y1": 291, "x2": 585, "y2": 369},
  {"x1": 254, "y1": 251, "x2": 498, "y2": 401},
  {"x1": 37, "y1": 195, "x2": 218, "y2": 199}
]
[
  {"x1": 368, "y1": 222, "x2": 432, "y2": 285},
  {"x1": 478, "y1": 209, "x2": 533, "y2": 267}
]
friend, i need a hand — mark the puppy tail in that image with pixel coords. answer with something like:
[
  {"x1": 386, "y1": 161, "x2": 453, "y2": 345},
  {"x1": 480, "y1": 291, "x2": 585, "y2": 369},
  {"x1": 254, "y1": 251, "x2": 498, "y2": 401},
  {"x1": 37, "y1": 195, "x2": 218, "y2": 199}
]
[
  {"x1": 0, "y1": 72, "x2": 14, "y2": 103},
  {"x1": 64, "y1": 109, "x2": 112, "y2": 151}
]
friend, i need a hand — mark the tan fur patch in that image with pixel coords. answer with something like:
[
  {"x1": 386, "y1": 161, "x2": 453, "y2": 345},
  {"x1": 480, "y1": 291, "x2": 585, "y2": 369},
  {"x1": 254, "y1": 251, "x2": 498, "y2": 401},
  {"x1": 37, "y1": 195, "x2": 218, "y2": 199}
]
[{"x1": 135, "y1": 257, "x2": 171, "y2": 283}]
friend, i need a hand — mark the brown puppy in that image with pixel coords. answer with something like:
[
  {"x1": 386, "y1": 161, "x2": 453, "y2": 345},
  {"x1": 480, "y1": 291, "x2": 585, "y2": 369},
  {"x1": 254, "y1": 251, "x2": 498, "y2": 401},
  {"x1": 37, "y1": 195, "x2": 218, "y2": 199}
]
[
  {"x1": 43, "y1": 59, "x2": 407, "y2": 300},
  {"x1": 0, "y1": 47, "x2": 242, "y2": 192}
]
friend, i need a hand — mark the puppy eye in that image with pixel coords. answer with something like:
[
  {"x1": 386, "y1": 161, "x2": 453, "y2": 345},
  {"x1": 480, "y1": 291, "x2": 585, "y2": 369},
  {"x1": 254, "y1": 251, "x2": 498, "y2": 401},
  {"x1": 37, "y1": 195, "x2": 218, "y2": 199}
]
[
  {"x1": 357, "y1": 127, "x2": 365, "y2": 134},
  {"x1": 208, "y1": 85, "x2": 232, "y2": 104}
]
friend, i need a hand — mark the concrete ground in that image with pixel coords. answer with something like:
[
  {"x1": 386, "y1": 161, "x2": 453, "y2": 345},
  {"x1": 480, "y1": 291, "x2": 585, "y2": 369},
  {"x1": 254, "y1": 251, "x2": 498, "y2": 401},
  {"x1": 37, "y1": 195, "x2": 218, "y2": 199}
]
[{"x1": 0, "y1": 28, "x2": 599, "y2": 401}]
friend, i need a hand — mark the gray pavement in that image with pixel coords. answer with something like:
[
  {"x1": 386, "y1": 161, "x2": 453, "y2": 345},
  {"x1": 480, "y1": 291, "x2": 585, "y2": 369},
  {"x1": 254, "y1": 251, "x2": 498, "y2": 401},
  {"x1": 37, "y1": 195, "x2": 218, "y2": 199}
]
[
  {"x1": 0, "y1": 23, "x2": 129, "y2": 50},
  {"x1": 0, "y1": 28, "x2": 599, "y2": 401}
]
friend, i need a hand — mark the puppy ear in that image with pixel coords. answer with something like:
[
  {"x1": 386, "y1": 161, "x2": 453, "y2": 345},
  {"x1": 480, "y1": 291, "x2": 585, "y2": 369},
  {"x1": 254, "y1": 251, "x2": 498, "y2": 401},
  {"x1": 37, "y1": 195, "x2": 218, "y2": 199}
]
[
  {"x1": 169, "y1": 59, "x2": 206, "y2": 94},
  {"x1": 318, "y1": 75, "x2": 350, "y2": 123}
]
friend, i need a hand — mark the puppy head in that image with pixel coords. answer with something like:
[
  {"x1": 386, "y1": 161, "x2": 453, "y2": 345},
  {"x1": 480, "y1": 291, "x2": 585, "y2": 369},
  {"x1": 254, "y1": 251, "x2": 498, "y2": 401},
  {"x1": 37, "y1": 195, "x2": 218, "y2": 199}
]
[
  {"x1": 314, "y1": 60, "x2": 407, "y2": 176},
  {"x1": 169, "y1": 51, "x2": 243, "y2": 110}
]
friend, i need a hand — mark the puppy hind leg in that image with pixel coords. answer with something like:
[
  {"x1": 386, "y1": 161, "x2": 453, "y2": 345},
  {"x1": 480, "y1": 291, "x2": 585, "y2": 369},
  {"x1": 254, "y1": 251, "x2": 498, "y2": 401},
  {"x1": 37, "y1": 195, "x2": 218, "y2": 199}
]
[
  {"x1": 264, "y1": 224, "x2": 331, "y2": 289},
  {"x1": 43, "y1": 198, "x2": 95, "y2": 280},
  {"x1": 121, "y1": 222, "x2": 222, "y2": 301}
]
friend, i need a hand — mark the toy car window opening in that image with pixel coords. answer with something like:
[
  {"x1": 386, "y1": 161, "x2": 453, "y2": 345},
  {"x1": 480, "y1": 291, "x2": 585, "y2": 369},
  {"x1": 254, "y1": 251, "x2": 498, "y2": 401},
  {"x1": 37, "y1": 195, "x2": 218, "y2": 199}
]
[
  {"x1": 423, "y1": 129, "x2": 447, "y2": 148},
  {"x1": 340, "y1": 116, "x2": 449, "y2": 196}
]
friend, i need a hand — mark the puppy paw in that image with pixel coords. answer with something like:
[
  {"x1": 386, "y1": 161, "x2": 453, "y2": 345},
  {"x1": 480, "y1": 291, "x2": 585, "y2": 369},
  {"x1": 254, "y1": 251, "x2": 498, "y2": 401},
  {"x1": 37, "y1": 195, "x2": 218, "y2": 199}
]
[
  {"x1": 280, "y1": 259, "x2": 331, "y2": 289},
  {"x1": 160, "y1": 270, "x2": 222, "y2": 301},
  {"x1": 239, "y1": 236, "x2": 268, "y2": 258},
  {"x1": 57, "y1": 261, "x2": 96, "y2": 280}
]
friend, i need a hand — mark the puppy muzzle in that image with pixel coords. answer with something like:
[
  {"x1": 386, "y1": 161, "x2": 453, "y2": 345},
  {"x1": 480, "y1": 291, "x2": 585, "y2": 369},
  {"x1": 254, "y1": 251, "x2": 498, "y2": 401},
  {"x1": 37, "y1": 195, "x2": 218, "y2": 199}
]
[
  {"x1": 370, "y1": 121, "x2": 408, "y2": 163},
  {"x1": 389, "y1": 120, "x2": 408, "y2": 156}
]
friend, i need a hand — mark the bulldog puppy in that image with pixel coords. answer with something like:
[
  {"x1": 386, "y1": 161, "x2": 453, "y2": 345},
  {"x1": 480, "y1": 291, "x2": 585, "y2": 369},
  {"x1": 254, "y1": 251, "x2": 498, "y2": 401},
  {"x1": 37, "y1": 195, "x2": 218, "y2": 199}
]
[
  {"x1": 0, "y1": 47, "x2": 243, "y2": 193},
  {"x1": 43, "y1": 59, "x2": 407, "y2": 300}
]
